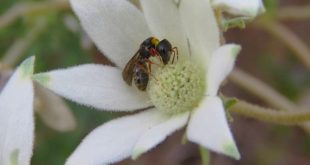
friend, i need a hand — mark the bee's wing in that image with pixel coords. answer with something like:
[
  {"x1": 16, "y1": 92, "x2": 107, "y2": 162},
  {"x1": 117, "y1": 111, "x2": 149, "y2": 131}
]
[{"x1": 122, "y1": 51, "x2": 140, "y2": 86}]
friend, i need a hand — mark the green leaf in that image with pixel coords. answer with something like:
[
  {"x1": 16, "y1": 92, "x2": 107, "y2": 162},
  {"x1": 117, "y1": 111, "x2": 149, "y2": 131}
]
[
  {"x1": 221, "y1": 17, "x2": 248, "y2": 32},
  {"x1": 222, "y1": 97, "x2": 238, "y2": 122},
  {"x1": 223, "y1": 97, "x2": 238, "y2": 109}
]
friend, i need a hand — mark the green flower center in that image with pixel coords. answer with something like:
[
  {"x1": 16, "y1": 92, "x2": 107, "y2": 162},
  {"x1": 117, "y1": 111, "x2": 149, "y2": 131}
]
[{"x1": 147, "y1": 61, "x2": 205, "y2": 116}]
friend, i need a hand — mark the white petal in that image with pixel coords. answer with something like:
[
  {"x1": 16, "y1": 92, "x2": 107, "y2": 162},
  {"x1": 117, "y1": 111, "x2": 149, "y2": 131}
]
[
  {"x1": 33, "y1": 64, "x2": 152, "y2": 112},
  {"x1": 187, "y1": 96, "x2": 240, "y2": 159},
  {"x1": 0, "y1": 57, "x2": 35, "y2": 165},
  {"x1": 66, "y1": 109, "x2": 167, "y2": 165},
  {"x1": 212, "y1": 0, "x2": 266, "y2": 17},
  {"x1": 35, "y1": 84, "x2": 76, "y2": 132},
  {"x1": 70, "y1": 0, "x2": 152, "y2": 68},
  {"x1": 179, "y1": 0, "x2": 220, "y2": 65},
  {"x1": 140, "y1": 0, "x2": 189, "y2": 57},
  {"x1": 132, "y1": 112, "x2": 190, "y2": 159},
  {"x1": 206, "y1": 44, "x2": 241, "y2": 96}
]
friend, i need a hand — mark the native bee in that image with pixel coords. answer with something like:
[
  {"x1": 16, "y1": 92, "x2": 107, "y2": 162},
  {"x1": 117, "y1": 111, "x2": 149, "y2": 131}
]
[{"x1": 122, "y1": 37, "x2": 178, "y2": 91}]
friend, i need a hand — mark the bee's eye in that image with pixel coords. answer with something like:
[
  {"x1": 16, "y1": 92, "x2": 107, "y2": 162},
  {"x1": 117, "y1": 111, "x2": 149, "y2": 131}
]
[
  {"x1": 160, "y1": 47, "x2": 166, "y2": 53},
  {"x1": 157, "y1": 39, "x2": 172, "y2": 55}
]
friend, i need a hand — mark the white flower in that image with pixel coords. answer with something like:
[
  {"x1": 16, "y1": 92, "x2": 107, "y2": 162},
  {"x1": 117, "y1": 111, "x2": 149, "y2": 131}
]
[
  {"x1": 0, "y1": 57, "x2": 35, "y2": 165},
  {"x1": 0, "y1": 56, "x2": 76, "y2": 165},
  {"x1": 1, "y1": 69, "x2": 76, "y2": 133},
  {"x1": 211, "y1": 0, "x2": 265, "y2": 17},
  {"x1": 33, "y1": 0, "x2": 241, "y2": 164}
]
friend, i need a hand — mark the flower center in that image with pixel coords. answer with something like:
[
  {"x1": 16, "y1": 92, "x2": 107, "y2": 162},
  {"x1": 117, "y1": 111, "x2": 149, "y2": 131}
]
[{"x1": 147, "y1": 60, "x2": 205, "y2": 116}]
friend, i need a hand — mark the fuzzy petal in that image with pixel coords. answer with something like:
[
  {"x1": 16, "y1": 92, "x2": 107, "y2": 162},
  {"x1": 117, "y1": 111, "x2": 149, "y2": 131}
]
[
  {"x1": 179, "y1": 0, "x2": 220, "y2": 65},
  {"x1": 0, "y1": 57, "x2": 35, "y2": 165},
  {"x1": 35, "y1": 85, "x2": 76, "y2": 132},
  {"x1": 70, "y1": 0, "x2": 152, "y2": 68},
  {"x1": 212, "y1": 0, "x2": 265, "y2": 17},
  {"x1": 33, "y1": 64, "x2": 152, "y2": 112},
  {"x1": 140, "y1": 0, "x2": 189, "y2": 57},
  {"x1": 66, "y1": 109, "x2": 167, "y2": 165},
  {"x1": 206, "y1": 44, "x2": 241, "y2": 96},
  {"x1": 187, "y1": 96, "x2": 240, "y2": 159},
  {"x1": 132, "y1": 112, "x2": 190, "y2": 159}
]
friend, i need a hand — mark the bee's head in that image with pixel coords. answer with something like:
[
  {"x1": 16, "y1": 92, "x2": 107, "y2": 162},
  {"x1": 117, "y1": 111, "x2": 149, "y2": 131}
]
[{"x1": 156, "y1": 39, "x2": 172, "y2": 64}]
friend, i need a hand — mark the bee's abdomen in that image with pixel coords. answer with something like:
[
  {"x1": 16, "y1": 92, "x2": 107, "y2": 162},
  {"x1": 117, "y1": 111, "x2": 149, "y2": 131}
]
[{"x1": 133, "y1": 65, "x2": 149, "y2": 91}]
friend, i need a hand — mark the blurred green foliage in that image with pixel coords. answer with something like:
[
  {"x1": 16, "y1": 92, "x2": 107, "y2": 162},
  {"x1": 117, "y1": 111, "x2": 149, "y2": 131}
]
[
  {"x1": 34, "y1": 103, "x2": 113, "y2": 165},
  {"x1": 263, "y1": 0, "x2": 279, "y2": 16},
  {"x1": 260, "y1": 53, "x2": 310, "y2": 101}
]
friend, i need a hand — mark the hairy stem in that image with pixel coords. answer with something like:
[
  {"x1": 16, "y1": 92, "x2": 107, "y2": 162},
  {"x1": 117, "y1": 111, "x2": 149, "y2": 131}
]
[
  {"x1": 257, "y1": 21, "x2": 310, "y2": 69},
  {"x1": 229, "y1": 68, "x2": 310, "y2": 132},
  {"x1": 1, "y1": 19, "x2": 48, "y2": 67},
  {"x1": 230, "y1": 68, "x2": 296, "y2": 111},
  {"x1": 277, "y1": 5, "x2": 310, "y2": 20},
  {"x1": 0, "y1": 0, "x2": 69, "y2": 29},
  {"x1": 229, "y1": 100, "x2": 310, "y2": 125},
  {"x1": 199, "y1": 146, "x2": 210, "y2": 165}
]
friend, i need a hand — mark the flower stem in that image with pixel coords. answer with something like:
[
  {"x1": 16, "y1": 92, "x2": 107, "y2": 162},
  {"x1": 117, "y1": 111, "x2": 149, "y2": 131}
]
[
  {"x1": 256, "y1": 20, "x2": 310, "y2": 69},
  {"x1": 277, "y1": 5, "x2": 310, "y2": 20},
  {"x1": 229, "y1": 68, "x2": 310, "y2": 132},
  {"x1": 230, "y1": 68, "x2": 296, "y2": 111},
  {"x1": 199, "y1": 146, "x2": 210, "y2": 165},
  {"x1": 228, "y1": 99, "x2": 310, "y2": 125},
  {"x1": 1, "y1": 18, "x2": 48, "y2": 67},
  {"x1": 0, "y1": 0, "x2": 69, "y2": 29}
]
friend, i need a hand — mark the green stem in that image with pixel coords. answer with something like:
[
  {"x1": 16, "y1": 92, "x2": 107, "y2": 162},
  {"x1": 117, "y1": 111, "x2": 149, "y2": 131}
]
[
  {"x1": 229, "y1": 100, "x2": 310, "y2": 125},
  {"x1": 230, "y1": 69, "x2": 297, "y2": 111},
  {"x1": 229, "y1": 69, "x2": 310, "y2": 132},
  {"x1": 0, "y1": 0, "x2": 69, "y2": 29},
  {"x1": 199, "y1": 146, "x2": 210, "y2": 165},
  {"x1": 277, "y1": 5, "x2": 310, "y2": 20}
]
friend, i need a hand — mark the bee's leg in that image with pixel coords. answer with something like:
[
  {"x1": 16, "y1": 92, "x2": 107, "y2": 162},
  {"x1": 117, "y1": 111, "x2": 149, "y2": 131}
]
[
  {"x1": 137, "y1": 63, "x2": 158, "y2": 82},
  {"x1": 150, "y1": 48, "x2": 164, "y2": 64},
  {"x1": 171, "y1": 47, "x2": 179, "y2": 64},
  {"x1": 148, "y1": 62, "x2": 152, "y2": 73},
  {"x1": 148, "y1": 72, "x2": 158, "y2": 82},
  {"x1": 146, "y1": 58, "x2": 162, "y2": 68},
  {"x1": 171, "y1": 51, "x2": 176, "y2": 64}
]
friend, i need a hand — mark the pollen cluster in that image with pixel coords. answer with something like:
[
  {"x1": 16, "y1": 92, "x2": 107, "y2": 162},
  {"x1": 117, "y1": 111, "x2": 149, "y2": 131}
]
[{"x1": 147, "y1": 61, "x2": 205, "y2": 116}]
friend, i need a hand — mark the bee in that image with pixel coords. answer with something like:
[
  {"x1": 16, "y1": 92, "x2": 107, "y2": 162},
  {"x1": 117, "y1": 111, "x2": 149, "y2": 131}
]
[{"x1": 122, "y1": 37, "x2": 178, "y2": 91}]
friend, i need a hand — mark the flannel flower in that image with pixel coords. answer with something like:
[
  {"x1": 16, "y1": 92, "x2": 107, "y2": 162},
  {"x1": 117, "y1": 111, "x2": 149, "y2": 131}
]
[
  {"x1": 211, "y1": 0, "x2": 265, "y2": 17},
  {"x1": 0, "y1": 57, "x2": 35, "y2": 165},
  {"x1": 33, "y1": 0, "x2": 247, "y2": 164},
  {"x1": 0, "y1": 56, "x2": 76, "y2": 165}
]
